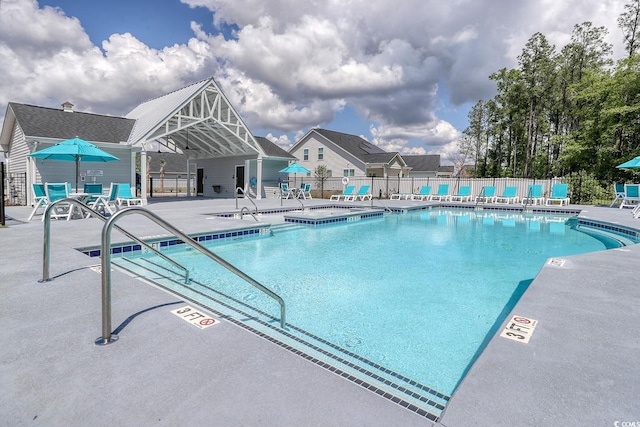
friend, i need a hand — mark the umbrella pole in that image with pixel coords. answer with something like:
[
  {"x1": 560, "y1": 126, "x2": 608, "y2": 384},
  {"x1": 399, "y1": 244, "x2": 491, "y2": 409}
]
[{"x1": 75, "y1": 157, "x2": 79, "y2": 192}]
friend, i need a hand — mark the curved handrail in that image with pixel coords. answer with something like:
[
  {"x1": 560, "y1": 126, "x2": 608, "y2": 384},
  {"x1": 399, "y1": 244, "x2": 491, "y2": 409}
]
[
  {"x1": 97, "y1": 207, "x2": 286, "y2": 345},
  {"x1": 240, "y1": 206, "x2": 259, "y2": 221},
  {"x1": 522, "y1": 185, "x2": 532, "y2": 211},
  {"x1": 235, "y1": 186, "x2": 258, "y2": 214},
  {"x1": 41, "y1": 198, "x2": 190, "y2": 284},
  {"x1": 474, "y1": 186, "x2": 486, "y2": 208}
]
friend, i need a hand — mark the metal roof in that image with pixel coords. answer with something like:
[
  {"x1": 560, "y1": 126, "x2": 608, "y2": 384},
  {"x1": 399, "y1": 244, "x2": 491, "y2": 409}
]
[{"x1": 126, "y1": 77, "x2": 264, "y2": 159}]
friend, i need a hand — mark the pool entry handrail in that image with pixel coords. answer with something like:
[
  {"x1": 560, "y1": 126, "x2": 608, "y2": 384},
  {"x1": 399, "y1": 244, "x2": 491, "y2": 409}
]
[
  {"x1": 522, "y1": 185, "x2": 532, "y2": 212},
  {"x1": 240, "y1": 206, "x2": 259, "y2": 221},
  {"x1": 40, "y1": 198, "x2": 190, "y2": 284},
  {"x1": 235, "y1": 186, "x2": 258, "y2": 214},
  {"x1": 97, "y1": 206, "x2": 287, "y2": 345}
]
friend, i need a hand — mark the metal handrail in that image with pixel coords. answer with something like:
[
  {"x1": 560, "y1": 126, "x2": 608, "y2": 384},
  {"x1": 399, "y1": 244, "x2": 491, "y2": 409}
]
[
  {"x1": 40, "y1": 198, "x2": 189, "y2": 284},
  {"x1": 240, "y1": 206, "x2": 259, "y2": 221},
  {"x1": 474, "y1": 186, "x2": 486, "y2": 209},
  {"x1": 522, "y1": 186, "x2": 532, "y2": 211},
  {"x1": 235, "y1": 186, "x2": 258, "y2": 214},
  {"x1": 372, "y1": 198, "x2": 393, "y2": 213},
  {"x1": 97, "y1": 207, "x2": 286, "y2": 345}
]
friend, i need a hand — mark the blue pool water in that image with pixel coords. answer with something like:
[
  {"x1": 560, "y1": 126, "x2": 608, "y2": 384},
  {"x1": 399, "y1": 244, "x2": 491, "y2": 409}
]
[{"x1": 127, "y1": 209, "x2": 616, "y2": 408}]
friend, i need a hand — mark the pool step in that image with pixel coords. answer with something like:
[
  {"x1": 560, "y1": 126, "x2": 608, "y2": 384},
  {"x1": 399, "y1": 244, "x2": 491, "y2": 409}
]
[
  {"x1": 111, "y1": 255, "x2": 450, "y2": 421},
  {"x1": 268, "y1": 223, "x2": 307, "y2": 234}
]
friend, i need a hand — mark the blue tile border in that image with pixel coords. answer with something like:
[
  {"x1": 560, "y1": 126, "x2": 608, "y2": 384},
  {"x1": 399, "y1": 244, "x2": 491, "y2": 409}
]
[
  {"x1": 577, "y1": 218, "x2": 640, "y2": 242},
  {"x1": 80, "y1": 225, "x2": 270, "y2": 257},
  {"x1": 284, "y1": 210, "x2": 384, "y2": 226}
]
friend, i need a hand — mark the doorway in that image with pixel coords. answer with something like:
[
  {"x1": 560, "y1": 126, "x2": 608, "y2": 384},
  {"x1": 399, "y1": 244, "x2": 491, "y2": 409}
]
[
  {"x1": 235, "y1": 165, "x2": 245, "y2": 194},
  {"x1": 196, "y1": 168, "x2": 204, "y2": 196}
]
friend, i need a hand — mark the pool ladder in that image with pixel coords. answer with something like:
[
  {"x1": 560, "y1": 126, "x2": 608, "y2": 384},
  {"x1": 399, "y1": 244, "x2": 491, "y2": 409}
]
[{"x1": 40, "y1": 198, "x2": 287, "y2": 346}]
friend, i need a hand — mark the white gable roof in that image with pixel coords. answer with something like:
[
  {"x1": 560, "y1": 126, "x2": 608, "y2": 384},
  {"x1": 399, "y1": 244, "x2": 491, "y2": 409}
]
[{"x1": 126, "y1": 77, "x2": 263, "y2": 159}]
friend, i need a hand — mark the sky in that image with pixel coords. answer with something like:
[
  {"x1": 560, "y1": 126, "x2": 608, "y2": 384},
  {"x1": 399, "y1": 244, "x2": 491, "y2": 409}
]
[{"x1": 0, "y1": 0, "x2": 630, "y2": 162}]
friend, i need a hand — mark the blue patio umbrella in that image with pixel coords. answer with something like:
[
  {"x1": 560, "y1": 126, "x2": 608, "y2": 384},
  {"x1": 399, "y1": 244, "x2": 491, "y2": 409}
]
[
  {"x1": 279, "y1": 162, "x2": 310, "y2": 188},
  {"x1": 29, "y1": 137, "x2": 119, "y2": 190},
  {"x1": 616, "y1": 156, "x2": 640, "y2": 169}
]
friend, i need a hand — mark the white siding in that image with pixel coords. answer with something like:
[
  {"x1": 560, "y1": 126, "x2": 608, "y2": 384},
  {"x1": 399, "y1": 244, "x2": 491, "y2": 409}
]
[
  {"x1": 198, "y1": 155, "x2": 254, "y2": 198},
  {"x1": 289, "y1": 134, "x2": 365, "y2": 181},
  {"x1": 7, "y1": 124, "x2": 27, "y2": 175}
]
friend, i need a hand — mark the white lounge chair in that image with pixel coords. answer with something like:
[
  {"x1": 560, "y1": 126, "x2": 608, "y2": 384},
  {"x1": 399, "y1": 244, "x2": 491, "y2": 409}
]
[
  {"x1": 28, "y1": 183, "x2": 48, "y2": 221},
  {"x1": 495, "y1": 186, "x2": 519, "y2": 204},
  {"x1": 448, "y1": 185, "x2": 473, "y2": 202},
  {"x1": 475, "y1": 186, "x2": 497, "y2": 203},
  {"x1": 522, "y1": 184, "x2": 544, "y2": 205},
  {"x1": 411, "y1": 185, "x2": 432, "y2": 201},
  {"x1": 620, "y1": 184, "x2": 640, "y2": 209},
  {"x1": 88, "y1": 183, "x2": 119, "y2": 216},
  {"x1": 116, "y1": 183, "x2": 143, "y2": 206},
  {"x1": 44, "y1": 182, "x2": 73, "y2": 221},
  {"x1": 545, "y1": 183, "x2": 570, "y2": 206},
  {"x1": 610, "y1": 183, "x2": 625, "y2": 207},
  {"x1": 330, "y1": 185, "x2": 355, "y2": 201},
  {"x1": 430, "y1": 184, "x2": 450, "y2": 201},
  {"x1": 346, "y1": 185, "x2": 372, "y2": 201}
]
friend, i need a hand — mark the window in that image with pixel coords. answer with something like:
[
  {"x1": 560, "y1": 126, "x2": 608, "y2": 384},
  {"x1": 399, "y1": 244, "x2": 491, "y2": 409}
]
[
  {"x1": 326, "y1": 169, "x2": 332, "y2": 177},
  {"x1": 318, "y1": 147, "x2": 324, "y2": 160},
  {"x1": 303, "y1": 149, "x2": 309, "y2": 161},
  {"x1": 343, "y1": 169, "x2": 355, "y2": 177}
]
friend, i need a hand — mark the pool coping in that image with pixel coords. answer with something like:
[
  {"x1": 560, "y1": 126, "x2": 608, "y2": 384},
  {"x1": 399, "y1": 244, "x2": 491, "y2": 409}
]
[{"x1": 2, "y1": 197, "x2": 640, "y2": 426}]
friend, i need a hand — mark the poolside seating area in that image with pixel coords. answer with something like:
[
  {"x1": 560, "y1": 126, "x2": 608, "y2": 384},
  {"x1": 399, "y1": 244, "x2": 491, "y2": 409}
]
[{"x1": 25, "y1": 181, "x2": 141, "y2": 220}]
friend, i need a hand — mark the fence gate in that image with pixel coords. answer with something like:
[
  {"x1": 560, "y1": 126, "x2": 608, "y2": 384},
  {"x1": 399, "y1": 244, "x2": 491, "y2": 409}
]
[{"x1": 6, "y1": 172, "x2": 27, "y2": 206}]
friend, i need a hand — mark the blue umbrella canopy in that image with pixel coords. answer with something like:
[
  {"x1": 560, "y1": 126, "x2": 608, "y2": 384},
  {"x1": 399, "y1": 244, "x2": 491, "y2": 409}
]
[
  {"x1": 616, "y1": 156, "x2": 640, "y2": 169},
  {"x1": 29, "y1": 137, "x2": 119, "y2": 190},
  {"x1": 279, "y1": 163, "x2": 310, "y2": 173},
  {"x1": 279, "y1": 162, "x2": 310, "y2": 189}
]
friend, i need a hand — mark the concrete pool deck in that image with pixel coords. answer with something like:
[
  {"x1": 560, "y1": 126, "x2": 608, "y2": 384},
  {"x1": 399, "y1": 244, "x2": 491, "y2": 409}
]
[{"x1": 1, "y1": 197, "x2": 639, "y2": 426}]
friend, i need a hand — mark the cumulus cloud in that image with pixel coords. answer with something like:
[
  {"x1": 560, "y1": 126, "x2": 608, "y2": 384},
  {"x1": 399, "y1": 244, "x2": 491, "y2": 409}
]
[{"x1": 0, "y1": 0, "x2": 629, "y2": 157}]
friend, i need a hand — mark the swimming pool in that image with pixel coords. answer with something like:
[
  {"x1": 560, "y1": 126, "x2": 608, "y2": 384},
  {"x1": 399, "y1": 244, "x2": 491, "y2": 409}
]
[{"x1": 113, "y1": 208, "x2": 622, "y2": 419}]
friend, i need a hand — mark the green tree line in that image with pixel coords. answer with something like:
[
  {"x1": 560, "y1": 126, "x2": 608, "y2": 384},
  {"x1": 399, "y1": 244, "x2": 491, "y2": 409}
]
[{"x1": 458, "y1": 0, "x2": 640, "y2": 201}]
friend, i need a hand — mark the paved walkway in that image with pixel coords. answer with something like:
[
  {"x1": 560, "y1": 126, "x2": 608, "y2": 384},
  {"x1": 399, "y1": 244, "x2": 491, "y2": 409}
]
[{"x1": 1, "y1": 198, "x2": 639, "y2": 426}]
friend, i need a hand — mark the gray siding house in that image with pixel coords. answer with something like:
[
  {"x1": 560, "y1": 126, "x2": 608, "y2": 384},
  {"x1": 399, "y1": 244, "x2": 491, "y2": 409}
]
[{"x1": 289, "y1": 128, "x2": 410, "y2": 179}]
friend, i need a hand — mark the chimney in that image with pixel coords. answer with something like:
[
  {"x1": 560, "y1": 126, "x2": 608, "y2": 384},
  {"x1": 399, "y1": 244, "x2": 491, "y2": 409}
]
[{"x1": 61, "y1": 101, "x2": 74, "y2": 112}]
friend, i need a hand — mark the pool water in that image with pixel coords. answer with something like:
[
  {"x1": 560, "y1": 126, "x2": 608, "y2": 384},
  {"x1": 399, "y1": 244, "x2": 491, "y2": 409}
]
[{"x1": 127, "y1": 209, "x2": 614, "y2": 409}]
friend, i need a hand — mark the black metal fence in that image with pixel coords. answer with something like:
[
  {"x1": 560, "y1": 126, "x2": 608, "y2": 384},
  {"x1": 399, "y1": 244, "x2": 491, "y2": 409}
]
[{"x1": 5, "y1": 172, "x2": 27, "y2": 206}]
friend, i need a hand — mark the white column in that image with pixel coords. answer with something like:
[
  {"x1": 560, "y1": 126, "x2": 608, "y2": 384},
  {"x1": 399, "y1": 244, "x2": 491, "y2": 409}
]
[
  {"x1": 186, "y1": 158, "x2": 191, "y2": 197},
  {"x1": 256, "y1": 157, "x2": 263, "y2": 199},
  {"x1": 139, "y1": 149, "x2": 148, "y2": 205}
]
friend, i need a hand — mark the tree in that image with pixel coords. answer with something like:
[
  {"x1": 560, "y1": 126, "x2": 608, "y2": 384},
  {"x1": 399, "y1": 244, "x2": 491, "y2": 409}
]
[
  {"x1": 618, "y1": 0, "x2": 640, "y2": 58},
  {"x1": 518, "y1": 33, "x2": 558, "y2": 177},
  {"x1": 314, "y1": 165, "x2": 331, "y2": 198}
]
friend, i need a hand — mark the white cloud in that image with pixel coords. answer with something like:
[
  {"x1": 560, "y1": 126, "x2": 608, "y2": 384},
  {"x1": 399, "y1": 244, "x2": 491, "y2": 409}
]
[{"x1": 0, "y1": 0, "x2": 629, "y2": 159}]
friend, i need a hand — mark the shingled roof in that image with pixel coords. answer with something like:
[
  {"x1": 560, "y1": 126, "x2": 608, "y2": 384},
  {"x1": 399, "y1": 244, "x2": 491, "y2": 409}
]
[
  {"x1": 255, "y1": 136, "x2": 295, "y2": 159},
  {"x1": 402, "y1": 155, "x2": 441, "y2": 172},
  {"x1": 7, "y1": 102, "x2": 135, "y2": 144},
  {"x1": 314, "y1": 128, "x2": 387, "y2": 160}
]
